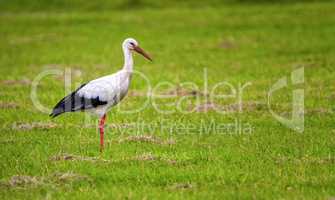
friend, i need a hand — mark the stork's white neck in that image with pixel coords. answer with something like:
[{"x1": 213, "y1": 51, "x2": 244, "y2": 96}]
[{"x1": 122, "y1": 47, "x2": 133, "y2": 72}]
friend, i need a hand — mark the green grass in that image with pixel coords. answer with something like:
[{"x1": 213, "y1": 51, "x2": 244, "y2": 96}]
[{"x1": 1, "y1": 1, "x2": 335, "y2": 199}]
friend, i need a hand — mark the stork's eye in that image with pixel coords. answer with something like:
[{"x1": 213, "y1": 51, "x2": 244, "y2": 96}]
[{"x1": 130, "y1": 42, "x2": 135, "y2": 46}]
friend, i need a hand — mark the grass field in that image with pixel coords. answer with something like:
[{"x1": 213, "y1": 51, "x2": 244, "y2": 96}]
[{"x1": 0, "y1": 0, "x2": 335, "y2": 199}]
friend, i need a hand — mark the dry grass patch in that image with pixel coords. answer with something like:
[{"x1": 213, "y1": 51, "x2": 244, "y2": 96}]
[
  {"x1": 219, "y1": 39, "x2": 238, "y2": 49},
  {"x1": 193, "y1": 102, "x2": 220, "y2": 112},
  {"x1": 133, "y1": 153, "x2": 156, "y2": 161},
  {"x1": 130, "y1": 152, "x2": 177, "y2": 165},
  {"x1": 52, "y1": 172, "x2": 92, "y2": 184},
  {"x1": 50, "y1": 153, "x2": 110, "y2": 163},
  {"x1": 0, "y1": 102, "x2": 20, "y2": 109},
  {"x1": 167, "y1": 183, "x2": 193, "y2": 190},
  {"x1": 0, "y1": 78, "x2": 31, "y2": 86},
  {"x1": 1, "y1": 175, "x2": 42, "y2": 188},
  {"x1": 1, "y1": 172, "x2": 93, "y2": 189},
  {"x1": 128, "y1": 90, "x2": 148, "y2": 97},
  {"x1": 120, "y1": 135, "x2": 176, "y2": 145},
  {"x1": 12, "y1": 122, "x2": 58, "y2": 130},
  {"x1": 129, "y1": 86, "x2": 206, "y2": 98},
  {"x1": 307, "y1": 108, "x2": 333, "y2": 115},
  {"x1": 194, "y1": 101, "x2": 266, "y2": 113},
  {"x1": 161, "y1": 85, "x2": 206, "y2": 97}
]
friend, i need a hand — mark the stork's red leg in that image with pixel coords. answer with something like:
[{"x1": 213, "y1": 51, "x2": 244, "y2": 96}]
[{"x1": 99, "y1": 114, "x2": 106, "y2": 152}]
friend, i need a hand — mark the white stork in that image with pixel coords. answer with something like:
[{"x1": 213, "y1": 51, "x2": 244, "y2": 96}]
[{"x1": 50, "y1": 38, "x2": 152, "y2": 152}]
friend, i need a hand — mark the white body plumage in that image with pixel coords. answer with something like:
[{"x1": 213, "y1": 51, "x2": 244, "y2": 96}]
[{"x1": 77, "y1": 69, "x2": 132, "y2": 117}]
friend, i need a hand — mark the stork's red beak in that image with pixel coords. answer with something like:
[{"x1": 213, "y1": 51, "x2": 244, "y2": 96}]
[{"x1": 133, "y1": 45, "x2": 152, "y2": 61}]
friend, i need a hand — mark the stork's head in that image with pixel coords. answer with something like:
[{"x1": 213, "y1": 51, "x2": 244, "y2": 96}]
[{"x1": 123, "y1": 38, "x2": 152, "y2": 61}]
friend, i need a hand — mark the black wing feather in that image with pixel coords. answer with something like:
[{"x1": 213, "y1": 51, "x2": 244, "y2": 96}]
[{"x1": 50, "y1": 83, "x2": 108, "y2": 118}]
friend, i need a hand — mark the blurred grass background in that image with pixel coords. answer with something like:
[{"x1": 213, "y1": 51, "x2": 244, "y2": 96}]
[{"x1": 1, "y1": 0, "x2": 333, "y2": 12}]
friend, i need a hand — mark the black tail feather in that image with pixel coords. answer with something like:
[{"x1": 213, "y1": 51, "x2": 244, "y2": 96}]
[
  {"x1": 50, "y1": 96, "x2": 68, "y2": 118},
  {"x1": 49, "y1": 83, "x2": 108, "y2": 118}
]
